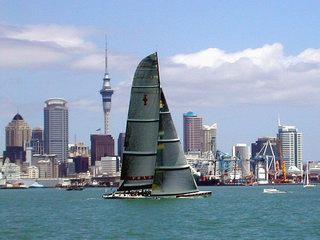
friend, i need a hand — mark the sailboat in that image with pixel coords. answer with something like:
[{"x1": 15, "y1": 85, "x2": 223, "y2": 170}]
[
  {"x1": 103, "y1": 52, "x2": 211, "y2": 199},
  {"x1": 303, "y1": 162, "x2": 316, "y2": 188}
]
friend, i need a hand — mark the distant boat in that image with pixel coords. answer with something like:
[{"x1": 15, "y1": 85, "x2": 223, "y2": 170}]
[
  {"x1": 103, "y1": 53, "x2": 211, "y2": 199},
  {"x1": 303, "y1": 162, "x2": 316, "y2": 188},
  {"x1": 0, "y1": 182, "x2": 29, "y2": 189},
  {"x1": 66, "y1": 186, "x2": 84, "y2": 191},
  {"x1": 263, "y1": 188, "x2": 287, "y2": 194},
  {"x1": 29, "y1": 182, "x2": 44, "y2": 188}
]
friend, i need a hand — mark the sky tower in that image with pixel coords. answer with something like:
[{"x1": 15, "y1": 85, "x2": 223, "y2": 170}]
[{"x1": 100, "y1": 39, "x2": 114, "y2": 135}]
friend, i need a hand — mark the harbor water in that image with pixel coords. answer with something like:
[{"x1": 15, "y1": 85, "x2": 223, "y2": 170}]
[{"x1": 1, "y1": 185, "x2": 319, "y2": 239}]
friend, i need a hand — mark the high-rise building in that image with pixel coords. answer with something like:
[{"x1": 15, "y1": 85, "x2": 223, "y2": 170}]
[
  {"x1": 90, "y1": 134, "x2": 114, "y2": 166},
  {"x1": 117, "y1": 132, "x2": 125, "y2": 159},
  {"x1": 278, "y1": 124, "x2": 303, "y2": 171},
  {"x1": 44, "y1": 98, "x2": 69, "y2": 163},
  {"x1": 5, "y1": 113, "x2": 32, "y2": 148},
  {"x1": 202, "y1": 124, "x2": 217, "y2": 154},
  {"x1": 251, "y1": 137, "x2": 279, "y2": 159},
  {"x1": 183, "y1": 112, "x2": 202, "y2": 153},
  {"x1": 29, "y1": 127, "x2": 44, "y2": 155},
  {"x1": 4, "y1": 113, "x2": 32, "y2": 163},
  {"x1": 100, "y1": 40, "x2": 114, "y2": 135}
]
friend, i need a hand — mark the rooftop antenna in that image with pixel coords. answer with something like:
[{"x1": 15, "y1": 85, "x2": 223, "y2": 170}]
[{"x1": 278, "y1": 114, "x2": 281, "y2": 127}]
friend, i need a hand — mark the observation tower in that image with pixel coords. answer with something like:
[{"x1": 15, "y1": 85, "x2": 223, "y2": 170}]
[{"x1": 100, "y1": 40, "x2": 114, "y2": 135}]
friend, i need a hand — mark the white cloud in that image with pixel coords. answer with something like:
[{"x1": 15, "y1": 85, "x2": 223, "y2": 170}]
[
  {"x1": 0, "y1": 23, "x2": 96, "y2": 68},
  {"x1": 1, "y1": 24, "x2": 95, "y2": 51},
  {"x1": 161, "y1": 43, "x2": 320, "y2": 108}
]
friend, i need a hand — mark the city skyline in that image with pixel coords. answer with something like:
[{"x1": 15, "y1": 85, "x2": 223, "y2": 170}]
[{"x1": 1, "y1": 1, "x2": 320, "y2": 161}]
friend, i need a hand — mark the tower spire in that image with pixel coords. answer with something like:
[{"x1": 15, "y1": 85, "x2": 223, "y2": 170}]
[{"x1": 105, "y1": 35, "x2": 108, "y2": 76}]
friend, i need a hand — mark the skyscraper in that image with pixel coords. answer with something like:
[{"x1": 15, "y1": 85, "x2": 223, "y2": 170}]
[
  {"x1": 117, "y1": 132, "x2": 125, "y2": 159},
  {"x1": 4, "y1": 113, "x2": 32, "y2": 163},
  {"x1": 183, "y1": 112, "x2": 202, "y2": 153},
  {"x1": 29, "y1": 127, "x2": 44, "y2": 155},
  {"x1": 277, "y1": 124, "x2": 303, "y2": 171},
  {"x1": 44, "y1": 98, "x2": 69, "y2": 163},
  {"x1": 100, "y1": 40, "x2": 114, "y2": 135},
  {"x1": 5, "y1": 113, "x2": 32, "y2": 148},
  {"x1": 202, "y1": 123, "x2": 217, "y2": 154}
]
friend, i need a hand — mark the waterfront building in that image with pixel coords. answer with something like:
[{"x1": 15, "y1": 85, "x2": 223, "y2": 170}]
[
  {"x1": 4, "y1": 113, "x2": 32, "y2": 163},
  {"x1": 1, "y1": 159, "x2": 21, "y2": 180},
  {"x1": 90, "y1": 134, "x2": 114, "y2": 166},
  {"x1": 202, "y1": 123, "x2": 217, "y2": 154},
  {"x1": 183, "y1": 112, "x2": 202, "y2": 153},
  {"x1": 100, "y1": 40, "x2": 114, "y2": 135},
  {"x1": 38, "y1": 160, "x2": 54, "y2": 178},
  {"x1": 28, "y1": 165, "x2": 39, "y2": 179},
  {"x1": 33, "y1": 154, "x2": 58, "y2": 178},
  {"x1": 278, "y1": 124, "x2": 303, "y2": 173},
  {"x1": 44, "y1": 98, "x2": 69, "y2": 163},
  {"x1": 101, "y1": 156, "x2": 118, "y2": 176},
  {"x1": 117, "y1": 132, "x2": 125, "y2": 160}
]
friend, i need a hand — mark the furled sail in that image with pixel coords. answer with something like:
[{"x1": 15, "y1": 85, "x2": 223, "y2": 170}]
[
  {"x1": 118, "y1": 53, "x2": 160, "y2": 191},
  {"x1": 151, "y1": 89, "x2": 199, "y2": 196}
]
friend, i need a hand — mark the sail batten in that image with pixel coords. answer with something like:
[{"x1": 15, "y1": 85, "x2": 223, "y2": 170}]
[
  {"x1": 155, "y1": 165, "x2": 190, "y2": 170},
  {"x1": 123, "y1": 151, "x2": 157, "y2": 156},
  {"x1": 127, "y1": 119, "x2": 159, "y2": 122},
  {"x1": 158, "y1": 138, "x2": 180, "y2": 143},
  {"x1": 132, "y1": 85, "x2": 159, "y2": 89}
]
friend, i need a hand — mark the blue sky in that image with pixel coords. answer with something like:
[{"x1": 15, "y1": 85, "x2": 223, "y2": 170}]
[{"x1": 1, "y1": 0, "x2": 320, "y2": 161}]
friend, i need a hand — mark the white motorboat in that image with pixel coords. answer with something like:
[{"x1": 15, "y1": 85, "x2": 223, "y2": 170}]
[{"x1": 263, "y1": 188, "x2": 287, "y2": 194}]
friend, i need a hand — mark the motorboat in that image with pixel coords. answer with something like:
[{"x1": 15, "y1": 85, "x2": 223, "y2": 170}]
[{"x1": 263, "y1": 188, "x2": 287, "y2": 194}]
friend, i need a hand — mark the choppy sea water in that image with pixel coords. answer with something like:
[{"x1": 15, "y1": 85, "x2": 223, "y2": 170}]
[{"x1": 0, "y1": 185, "x2": 319, "y2": 240}]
